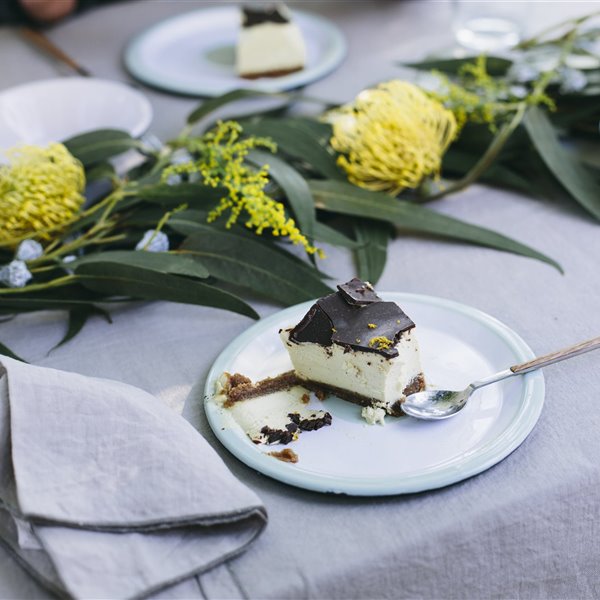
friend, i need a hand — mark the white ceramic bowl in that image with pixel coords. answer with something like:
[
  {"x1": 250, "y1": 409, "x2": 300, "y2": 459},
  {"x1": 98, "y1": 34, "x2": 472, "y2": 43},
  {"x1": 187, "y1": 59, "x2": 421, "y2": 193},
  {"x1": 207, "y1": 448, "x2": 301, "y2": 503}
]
[{"x1": 0, "y1": 78, "x2": 152, "y2": 159}]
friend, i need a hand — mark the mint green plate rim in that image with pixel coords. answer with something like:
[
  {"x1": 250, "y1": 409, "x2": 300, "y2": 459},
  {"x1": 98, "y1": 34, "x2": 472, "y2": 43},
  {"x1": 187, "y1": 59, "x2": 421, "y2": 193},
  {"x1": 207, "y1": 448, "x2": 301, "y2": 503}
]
[{"x1": 204, "y1": 293, "x2": 545, "y2": 496}]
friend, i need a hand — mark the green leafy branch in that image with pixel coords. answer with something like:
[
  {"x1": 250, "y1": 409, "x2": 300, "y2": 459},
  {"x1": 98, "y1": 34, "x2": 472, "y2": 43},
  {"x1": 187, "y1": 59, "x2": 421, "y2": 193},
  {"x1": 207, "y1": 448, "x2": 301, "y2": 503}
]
[{"x1": 7, "y1": 13, "x2": 600, "y2": 357}]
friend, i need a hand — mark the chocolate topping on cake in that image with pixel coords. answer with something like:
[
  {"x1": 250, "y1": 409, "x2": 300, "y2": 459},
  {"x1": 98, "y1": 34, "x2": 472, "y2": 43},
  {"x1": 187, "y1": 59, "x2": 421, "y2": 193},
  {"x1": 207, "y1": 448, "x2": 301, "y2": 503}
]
[
  {"x1": 242, "y1": 5, "x2": 290, "y2": 27},
  {"x1": 337, "y1": 279, "x2": 379, "y2": 305},
  {"x1": 289, "y1": 278, "x2": 414, "y2": 358}
]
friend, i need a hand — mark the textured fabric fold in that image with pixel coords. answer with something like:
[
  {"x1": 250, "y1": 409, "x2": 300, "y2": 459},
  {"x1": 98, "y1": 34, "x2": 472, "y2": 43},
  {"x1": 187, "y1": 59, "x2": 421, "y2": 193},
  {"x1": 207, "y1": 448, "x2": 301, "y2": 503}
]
[{"x1": 0, "y1": 357, "x2": 267, "y2": 599}]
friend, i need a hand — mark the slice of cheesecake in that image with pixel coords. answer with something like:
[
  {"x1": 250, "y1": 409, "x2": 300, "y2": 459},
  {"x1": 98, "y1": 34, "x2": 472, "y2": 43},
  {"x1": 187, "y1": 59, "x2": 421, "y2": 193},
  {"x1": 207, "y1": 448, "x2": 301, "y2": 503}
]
[
  {"x1": 237, "y1": 4, "x2": 306, "y2": 79},
  {"x1": 280, "y1": 279, "x2": 425, "y2": 423}
]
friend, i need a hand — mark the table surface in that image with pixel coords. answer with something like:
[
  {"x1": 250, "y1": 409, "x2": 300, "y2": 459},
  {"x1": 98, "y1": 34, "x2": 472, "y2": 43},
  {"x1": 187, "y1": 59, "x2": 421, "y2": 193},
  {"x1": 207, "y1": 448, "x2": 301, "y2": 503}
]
[{"x1": 1, "y1": 1, "x2": 600, "y2": 598}]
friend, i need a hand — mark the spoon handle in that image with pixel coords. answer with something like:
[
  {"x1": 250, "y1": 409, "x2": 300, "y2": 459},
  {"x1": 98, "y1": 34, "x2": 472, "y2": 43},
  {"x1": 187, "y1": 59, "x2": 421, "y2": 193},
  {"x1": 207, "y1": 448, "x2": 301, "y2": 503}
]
[{"x1": 510, "y1": 335, "x2": 600, "y2": 374}]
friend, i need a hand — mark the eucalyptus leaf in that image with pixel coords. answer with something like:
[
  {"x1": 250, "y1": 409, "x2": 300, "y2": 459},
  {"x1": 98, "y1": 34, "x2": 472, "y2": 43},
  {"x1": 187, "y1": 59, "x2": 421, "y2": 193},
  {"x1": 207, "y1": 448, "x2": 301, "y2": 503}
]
[
  {"x1": 83, "y1": 179, "x2": 116, "y2": 212},
  {"x1": 308, "y1": 179, "x2": 562, "y2": 272},
  {"x1": 135, "y1": 183, "x2": 225, "y2": 206},
  {"x1": 181, "y1": 230, "x2": 332, "y2": 305},
  {"x1": 313, "y1": 221, "x2": 362, "y2": 249},
  {"x1": 85, "y1": 161, "x2": 116, "y2": 183},
  {"x1": 167, "y1": 217, "x2": 212, "y2": 237},
  {"x1": 279, "y1": 117, "x2": 333, "y2": 141},
  {"x1": 552, "y1": 95, "x2": 600, "y2": 126},
  {"x1": 353, "y1": 220, "x2": 391, "y2": 283},
  {"x1": 187, "y1": 89, "x2": 286, "y2": 125},
  {"x1": 170, "y1": 214, "x2": 333, "y2": 280},
  {"x1": 0, "y1": 297, "x2": 107, "y2": 311},
  {"x1": 242, "y1": 119, "x2": 344, "y2": 181},
  {"x1": 74, "y1": 250, "x2": 210, "y2": 280},
  {"x1": 248, "y1": 149, "x2": 317, "y2": 240},
  {"x1": 76, "y1": 263, "x2": 258, "y2": 318},
  {"x1": 443, "y1": 149, "x2": 535, "y2": 194},
  {"x1": 120, "y1": 207, "x2": 172, "y2": 227},
  {"x1": 401, "y1": 56, "x2": 512, "y2": 75},
  {"x1": 49, "y1": 305, "x2": 112, "y2": 353},
  {"x1": 63, "y1": 129, "x2": 140, "y2": 167},
  {"x1": 0, "y1": 341, "x2": 26, "y2": 362},
  {"x1": 524, "y1": 107, "x2": 600, "y2": 220},
  {"x1": 226, "y1": 102, "x2": 293, "y2": 124}
]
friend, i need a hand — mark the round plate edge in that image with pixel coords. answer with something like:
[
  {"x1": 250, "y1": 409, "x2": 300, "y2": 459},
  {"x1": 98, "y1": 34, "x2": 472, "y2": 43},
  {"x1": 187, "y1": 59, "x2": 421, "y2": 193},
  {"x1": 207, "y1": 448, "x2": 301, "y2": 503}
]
[
  {"x1": 204, "y1": 293, "x2": 545, "y2": 496},
  {"x1": 0, "y1": 77, "x2": 153, "y2": 141}
]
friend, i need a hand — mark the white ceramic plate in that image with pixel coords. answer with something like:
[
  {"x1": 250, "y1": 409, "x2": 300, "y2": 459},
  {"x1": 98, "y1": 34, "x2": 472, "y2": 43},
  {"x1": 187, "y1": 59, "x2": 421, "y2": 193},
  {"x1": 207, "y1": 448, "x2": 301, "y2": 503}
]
[
  {"x1": 0, "y1": 78, "x2": 152, "y2": 160},
  {"x1": 124, "y1": 7, "x2": 346, "y2": 96},
  {"x1": 205, "y1": 293, "x2": 545, "y2": 496}
]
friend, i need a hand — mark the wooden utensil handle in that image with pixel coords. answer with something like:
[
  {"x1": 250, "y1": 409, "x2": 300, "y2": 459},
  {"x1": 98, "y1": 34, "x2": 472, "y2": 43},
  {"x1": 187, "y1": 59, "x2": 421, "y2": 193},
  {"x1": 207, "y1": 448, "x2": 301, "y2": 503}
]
[
  {"x1": 20, "y1": 27, "x2": 91, "y2": 77},
  {"x1": 511, "y1": 335, "x2": 600, "y2": 374}
]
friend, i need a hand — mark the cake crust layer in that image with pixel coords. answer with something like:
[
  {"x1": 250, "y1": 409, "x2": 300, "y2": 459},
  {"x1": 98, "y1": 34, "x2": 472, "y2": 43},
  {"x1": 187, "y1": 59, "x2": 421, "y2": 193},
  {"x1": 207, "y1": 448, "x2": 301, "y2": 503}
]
[
  {"x1": 298, "y1": 373, "x2": 426, "y2": 416},
  {"x1": 241, "y1": 66, "x2": 303, "y2": 79}
]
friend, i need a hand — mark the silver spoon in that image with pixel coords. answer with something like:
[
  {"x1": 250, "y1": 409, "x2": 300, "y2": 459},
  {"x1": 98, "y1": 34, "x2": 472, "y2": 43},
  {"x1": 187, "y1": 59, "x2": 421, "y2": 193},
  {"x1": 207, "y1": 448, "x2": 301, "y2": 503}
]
[{"x1": 402, "y1": 335, "x2": 600, "y2": 420}]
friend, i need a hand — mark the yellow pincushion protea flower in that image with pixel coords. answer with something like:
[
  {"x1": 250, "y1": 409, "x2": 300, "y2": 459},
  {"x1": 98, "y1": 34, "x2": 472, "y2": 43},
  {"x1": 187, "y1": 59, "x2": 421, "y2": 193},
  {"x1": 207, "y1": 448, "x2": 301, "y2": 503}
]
[
  {"x1": 0, "y1": 143, "x2": 85, "y2": 248},
  {"x1": 325, "y1": 80, "x2": 458, "y2": 195}
]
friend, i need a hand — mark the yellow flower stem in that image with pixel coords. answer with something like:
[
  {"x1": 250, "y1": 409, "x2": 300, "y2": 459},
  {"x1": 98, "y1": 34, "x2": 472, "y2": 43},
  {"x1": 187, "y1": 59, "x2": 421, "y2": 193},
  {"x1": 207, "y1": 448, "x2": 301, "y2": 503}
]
[
  {"x1": 87, "y1": 234, "x2": 127, "y2": 245},
  {"x1": 146, "y1": 148, "x2": 174, "y2": 177},
  {"x1": 90, "y1": 195, "x2": 121, "y2": 232},
  {"x1": 28, "y1": 224, "x2": 117, "y2": 267},
  {"x1": 423, "y1": 30, "x2": 578, "y2": 203},
  {"x1": 29, "y1": 265, "x2": 62, "y2": 274},
  {"x1": 516, "y1": 10, "x2": 600, "y2": 49},
  {"x1": 44, "y1": 238, "x2": 62, "y2": 254},
  {"x1": 424, "y1": 102, "x2": 527, "y2": 201},
  {"x1": 25, "y1": 187, "x2": 134, "y2": 267},
  {"x1": 0, "y1": 275, "x2": 77, "y2": 295}
]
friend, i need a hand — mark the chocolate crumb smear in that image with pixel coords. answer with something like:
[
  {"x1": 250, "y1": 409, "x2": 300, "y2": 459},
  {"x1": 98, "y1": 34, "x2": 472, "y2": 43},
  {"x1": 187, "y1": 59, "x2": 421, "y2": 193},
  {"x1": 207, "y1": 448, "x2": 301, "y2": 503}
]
[
  {"x1": 289, "y1": 278, "x2": 414, "y2": 358},
  {"x1": 259, "y1": 423, "x2": 297, "y2": 445},
  {"x1": 242, "y1": 5, "x2": 289, "y2": 27},
  {"x1": 268, "y1": 448, "x2": 299, "y2": 463},
  {"x1": 288, "y1": 411, "x2": 332, "y2": 431}
]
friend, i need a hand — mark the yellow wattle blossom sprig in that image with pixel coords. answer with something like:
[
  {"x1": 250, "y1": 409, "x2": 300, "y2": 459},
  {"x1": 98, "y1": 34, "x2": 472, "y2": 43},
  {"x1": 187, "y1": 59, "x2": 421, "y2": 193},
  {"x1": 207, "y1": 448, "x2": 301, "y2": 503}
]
[
  {"x1": 427, "y1": 56, "x2": 555, "y2": 131},
  {"x1": 325, "y1": 81, "x2": 458, "y2": 195},
  {"x1": 0, "y1": 143, "x2": 85, "y2": 248},
  {"x1": 164, "y1": 121, "x2": 321, "y2": 256}
]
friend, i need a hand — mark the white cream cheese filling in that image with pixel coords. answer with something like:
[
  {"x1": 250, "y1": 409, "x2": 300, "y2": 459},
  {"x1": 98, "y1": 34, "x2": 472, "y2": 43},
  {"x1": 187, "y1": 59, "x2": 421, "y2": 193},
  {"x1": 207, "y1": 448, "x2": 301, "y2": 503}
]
[
  {"x1": 280, "y1": 329, "x2": 423, "y2": 422},
  {"x1": 237, "y1": 22, "x2": 306, "y2": 76}
]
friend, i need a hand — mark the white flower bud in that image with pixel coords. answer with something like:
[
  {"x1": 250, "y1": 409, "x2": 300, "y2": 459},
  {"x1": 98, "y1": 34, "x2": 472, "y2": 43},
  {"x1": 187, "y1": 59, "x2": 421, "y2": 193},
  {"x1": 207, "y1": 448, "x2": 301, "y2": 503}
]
[
  {"x1": 559, "y1": 67, "x2": 587, "y2": 93},
  {"x1": 507, "y1": 63, "x2": 539, "y2": 83},
  {"x1": 135, "y1": 230, "x2": 169, "y2": 253},
  {"x1": 15, "y1": 239, "x2": 43, "y2": 261},
  {"x1": 0, "y1": 260, "x2": 33, "y2": 288}
]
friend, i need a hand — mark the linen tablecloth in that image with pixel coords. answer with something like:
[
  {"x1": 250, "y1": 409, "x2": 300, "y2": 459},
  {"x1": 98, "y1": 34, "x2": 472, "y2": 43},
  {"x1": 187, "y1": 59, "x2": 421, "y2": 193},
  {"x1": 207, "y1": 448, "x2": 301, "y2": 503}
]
[{"x1": 1, "y1": 1, "x2": 599, "y2": 598}]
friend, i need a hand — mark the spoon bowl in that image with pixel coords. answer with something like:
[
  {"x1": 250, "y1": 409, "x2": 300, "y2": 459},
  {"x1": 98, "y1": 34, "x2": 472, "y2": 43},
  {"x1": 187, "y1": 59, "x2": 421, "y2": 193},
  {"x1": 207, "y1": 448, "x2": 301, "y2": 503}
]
[
  {"x1": 401, "y1": 388, "x2": 472, "y2": 420},
  {"x1": 401, "y1": 335, "x2": 600, "y2": 420}
]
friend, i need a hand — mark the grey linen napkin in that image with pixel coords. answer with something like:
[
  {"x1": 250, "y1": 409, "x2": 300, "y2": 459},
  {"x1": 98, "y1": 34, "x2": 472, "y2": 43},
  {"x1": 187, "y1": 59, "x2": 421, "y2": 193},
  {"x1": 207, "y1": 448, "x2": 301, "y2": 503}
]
[{"x1": 0, "y1": 356, "x2": 267, "y2": 599}]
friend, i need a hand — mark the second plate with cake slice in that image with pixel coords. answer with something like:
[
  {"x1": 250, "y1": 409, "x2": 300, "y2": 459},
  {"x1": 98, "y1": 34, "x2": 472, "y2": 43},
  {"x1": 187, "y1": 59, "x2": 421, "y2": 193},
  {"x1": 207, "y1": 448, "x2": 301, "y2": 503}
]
[{"x1": 124, "y1": 6, "x2": 346, "y2": 96}]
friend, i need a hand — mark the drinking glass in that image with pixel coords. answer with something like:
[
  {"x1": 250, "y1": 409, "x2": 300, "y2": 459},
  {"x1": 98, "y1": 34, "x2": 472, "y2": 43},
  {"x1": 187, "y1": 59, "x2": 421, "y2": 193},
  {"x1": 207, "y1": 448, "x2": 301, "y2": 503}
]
[{"x1": 452, "y1": 1, "x2": 530, "y2": 52}]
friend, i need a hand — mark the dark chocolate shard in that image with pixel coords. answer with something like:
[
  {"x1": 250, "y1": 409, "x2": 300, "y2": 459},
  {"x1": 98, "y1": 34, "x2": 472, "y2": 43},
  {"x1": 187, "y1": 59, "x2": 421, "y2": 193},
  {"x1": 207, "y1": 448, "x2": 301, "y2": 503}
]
[
  {"x1": 242, "y1": 5, "x2": 289, "y2": 27},
  {"x1": 289, "y1": 278, "x2": 415, "y2": 359},
  {"x1": 288, "y1": 303, "x2": 333, "y2": 346},
  {"x1": 337, "y1": 278, "x2": 380, "y2": 305}
]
